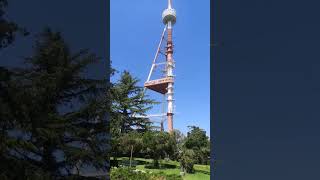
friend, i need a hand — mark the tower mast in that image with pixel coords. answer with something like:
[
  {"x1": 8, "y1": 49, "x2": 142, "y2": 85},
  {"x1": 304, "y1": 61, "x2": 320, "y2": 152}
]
[
  {"x1": 143, "y1": 0, "x2": 177, "y2": 133},
  {"x1": 162, "y1": 0, "x2": 176, "y2": 133}
]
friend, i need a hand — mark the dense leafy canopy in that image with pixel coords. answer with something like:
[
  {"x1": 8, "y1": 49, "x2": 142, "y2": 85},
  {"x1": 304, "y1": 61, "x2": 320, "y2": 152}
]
[
  {"x1": 142, "y1": 131, "x2": 176, "y2": 167},
  {"x1": 179, "y1": 126, "x2": 210, "y2": 173}
]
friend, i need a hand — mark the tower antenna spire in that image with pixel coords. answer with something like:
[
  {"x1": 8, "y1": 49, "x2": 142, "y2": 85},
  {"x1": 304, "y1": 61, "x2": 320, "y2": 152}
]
[{"x1": 143, "y1": 0, "x2": 177, "y2": 134}]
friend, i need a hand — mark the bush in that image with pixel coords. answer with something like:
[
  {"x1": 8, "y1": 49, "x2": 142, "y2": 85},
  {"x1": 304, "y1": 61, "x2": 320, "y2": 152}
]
[
  {"x1": 179, "y1": 149, "x2": 196, "y2": 173},
  {"x1": 110, "y1": 167, "x2": 150, "y2": 180},
  {"x1": 110, "y1": 167, "x2": 182, "y2": 180}
]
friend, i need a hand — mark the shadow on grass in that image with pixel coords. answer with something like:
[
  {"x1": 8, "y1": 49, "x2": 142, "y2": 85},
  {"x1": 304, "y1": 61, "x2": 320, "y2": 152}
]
[
  {"x1": 110, "y1": 160, "x2": 118, "y2": 167},
  {"x1": 135, "y1": 160, "x2": 149, "y2": 165},
  {"x1": 194, "y1": 169, "x2": 211, "y2": 175},
  {"x1": 111, "y1": 159, "x2": 150, "y2": 168},
  {"x1": 145, "y1": 163, "x2": 177, "y2": 169}
]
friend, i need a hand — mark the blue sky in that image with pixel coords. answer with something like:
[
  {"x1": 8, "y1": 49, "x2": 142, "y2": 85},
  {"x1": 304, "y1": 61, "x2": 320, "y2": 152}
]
[{"x1": 111, "y1": 0, "x2": 210, "y2": 136}]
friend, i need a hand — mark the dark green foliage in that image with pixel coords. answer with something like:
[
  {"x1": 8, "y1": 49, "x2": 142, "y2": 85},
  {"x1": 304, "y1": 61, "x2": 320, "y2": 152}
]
[
  {"x1": 110, "y1": 71, "x2": 157, "y2": 135},
  {"x1": 118, "y1": 131, "x2": 143, "y2": 157},
  {"x1": 110, "y1": 167, "x2": 150, "y2": 180},
  {"x1": 142, "y1": 131, "x2": 176, "y2": 168},
  {"x1": 184, "y1": 126, "x2": 209, "y2": 150},
  {"x1": 164, "y1": 173, "x2": 183, "y2": 180},
  {"x1": 110, "y1": 167, "x2": 182, "y2": 180},
  {"x1": 170, "y1": 129, "x2": 185, "y2": 160},
  {"x1": 0, "y1": 0, "x2": 28, "y2": 49},
  {"x1": 179, "y1": 126, "x2": 210, "y2": 173},
  {"x1": 179, "y1": 149, "x2": 196, "y2": 173},
  {"x1": 110, "y1": 71, "x2": 157, "y2": 160},
  {"x1": 144, "y1": 162, "x2": 176, "y2": 170},
  {"x1": 0, "y1": 29, "x2": 109, "y2": 178},
  {"x1": 172, "y1": 129, "x2": 185, "y2": 145},
  {"x1": 184, "y1": 126, "x2": 210, "y2": 165}
]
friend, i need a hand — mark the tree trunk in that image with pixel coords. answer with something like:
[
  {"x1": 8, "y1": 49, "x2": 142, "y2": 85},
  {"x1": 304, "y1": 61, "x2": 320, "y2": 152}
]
[
  {"x1": 153, "y1": 159, "x2": 159, "y2": 168},
  {"x1": 129, "y1": 145, "x2": 133, "y2": 167}
]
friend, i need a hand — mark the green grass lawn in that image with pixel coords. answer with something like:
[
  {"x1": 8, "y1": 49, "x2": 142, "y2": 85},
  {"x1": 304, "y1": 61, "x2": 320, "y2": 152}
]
[{"x1": 115, "y1": 157, "x2": 210, "y2": 180}]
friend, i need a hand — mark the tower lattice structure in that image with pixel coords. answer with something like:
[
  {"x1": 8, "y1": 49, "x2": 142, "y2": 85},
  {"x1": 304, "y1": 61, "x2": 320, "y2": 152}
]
[{"x1": 144, "y1": 0, "x2": 177, "y2": 133}]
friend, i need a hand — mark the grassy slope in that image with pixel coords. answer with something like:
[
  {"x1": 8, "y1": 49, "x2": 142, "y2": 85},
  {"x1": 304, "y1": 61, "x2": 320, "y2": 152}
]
[{"x1": 118, "y1": 157, "x2": 210, "y2": 180}]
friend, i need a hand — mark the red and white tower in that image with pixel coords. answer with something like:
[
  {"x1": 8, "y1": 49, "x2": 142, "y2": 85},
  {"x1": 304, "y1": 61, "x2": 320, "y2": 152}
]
[
  {"x1": 163, "y1": 0, "x2": 176, "y2": 133},
  {"x1": 144, "y1": 0, "x2": 177, "y2": 134}
]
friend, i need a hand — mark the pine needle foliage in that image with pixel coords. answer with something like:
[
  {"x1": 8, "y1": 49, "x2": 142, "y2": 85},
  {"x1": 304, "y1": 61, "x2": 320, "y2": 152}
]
[
  {"x1": 0, "y1": 28, "x2": 109, "y2": 179},
  {"x1": 110, "y1": 71, "x2": 157, "y2": 136}
]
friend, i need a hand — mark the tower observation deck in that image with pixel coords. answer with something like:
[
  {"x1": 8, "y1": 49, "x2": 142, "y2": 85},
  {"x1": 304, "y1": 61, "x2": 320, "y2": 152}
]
[{"x1": 143, "y1": 0, "x2": 177, "y2": 133}]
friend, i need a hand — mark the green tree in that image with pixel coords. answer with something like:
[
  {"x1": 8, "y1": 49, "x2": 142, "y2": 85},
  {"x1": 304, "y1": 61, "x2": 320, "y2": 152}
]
[
  {"x1": 184, "y1": 126, "x2": 210, "y2": 165},
  {"x1": 173, "y1": 129, "x2": 186, "y2": 145},
  {"x1": 0, "y1": 0, "x2": 28, "y2": 49},
  {"x1": 179, "y1": 148, "x2": 196, "y2": 173},
  {"x1": 184, "y1": 126, "x2": 209, "y2": 150},
  {"x1": 0, "y1": 28, "x2": 109, "y2": 179},
  {"x1": 110, "y1": 71, "x2": 156, "y2": 135},
  {"x1": 0, "y1": 1, "x2": 32, "y2": 178},
  {"x1": 118, "y1": 132, "x2": 143, "y2": 167},
  {"x1": 110, "y1": 71, "x2": 156, "y2": 164},
  {"x1": 170, "y1": 129, "x2": 185, "y2": 160},
  {"x1": 142, "y1": 131, "x2": 175, "y2": 168}
]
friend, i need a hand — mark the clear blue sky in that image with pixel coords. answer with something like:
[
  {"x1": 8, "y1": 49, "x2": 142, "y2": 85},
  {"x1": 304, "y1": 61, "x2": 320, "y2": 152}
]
[{"x1": 111, "y1": 0, "x2": 210, "y2": 136}]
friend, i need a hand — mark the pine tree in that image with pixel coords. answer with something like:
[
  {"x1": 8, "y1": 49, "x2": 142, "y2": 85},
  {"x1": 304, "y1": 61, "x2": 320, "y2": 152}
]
[
  {"x1": 0, "y1": 0, "x2": 28, "y2": 49},
  {"x1": 110, "y1": 71, "x2": 157, "y2": 135},
  {"x1": 0, "y1": 28, "x2": 109, "y2": 178},
  {"x1": 110, "y1": 71, "x2": 157, "y2": 163}
]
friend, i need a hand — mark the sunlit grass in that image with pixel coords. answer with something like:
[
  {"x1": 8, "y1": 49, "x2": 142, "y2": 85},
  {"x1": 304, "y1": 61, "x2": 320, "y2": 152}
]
[{"x1": 115, "y1": 157, "x2": 210, "y2": 180}]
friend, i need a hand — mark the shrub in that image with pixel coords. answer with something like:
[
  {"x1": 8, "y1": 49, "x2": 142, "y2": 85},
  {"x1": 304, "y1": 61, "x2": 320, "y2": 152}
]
[
  {"x1": 110, "y1": 167, "x2": 149, "y2": 180},
  {"x1": 110, "y1": 167, "x2": 182, "y2": 180},
  {"x1": 179, "y1": 149, "x2": 196, "y2": 173}
]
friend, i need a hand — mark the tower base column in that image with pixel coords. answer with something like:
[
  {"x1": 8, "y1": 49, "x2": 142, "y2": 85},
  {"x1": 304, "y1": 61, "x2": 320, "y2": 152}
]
[{"x1": 167, "y1": 113, "x2": 173, "y2": 133}]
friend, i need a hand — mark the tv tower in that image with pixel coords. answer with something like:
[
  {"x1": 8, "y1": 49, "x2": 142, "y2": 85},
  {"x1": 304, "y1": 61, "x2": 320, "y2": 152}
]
[{"x1": 144, "y1": 0, "x2": 177, "y2": 133}]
